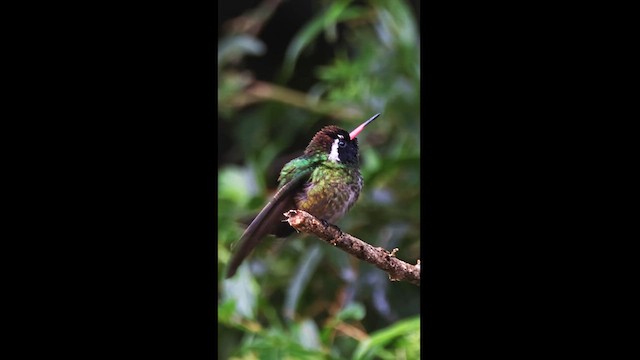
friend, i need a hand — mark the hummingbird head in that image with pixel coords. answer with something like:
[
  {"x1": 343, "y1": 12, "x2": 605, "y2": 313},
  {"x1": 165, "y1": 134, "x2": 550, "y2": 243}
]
[{"x1": 304, "y1": 113, "x2": 380, "y2": 165}]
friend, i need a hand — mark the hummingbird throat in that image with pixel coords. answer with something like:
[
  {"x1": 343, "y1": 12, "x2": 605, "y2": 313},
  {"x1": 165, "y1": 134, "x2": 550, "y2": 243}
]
[{"x1": 327, "y1": 135, "x2": 344, "y2": 163}]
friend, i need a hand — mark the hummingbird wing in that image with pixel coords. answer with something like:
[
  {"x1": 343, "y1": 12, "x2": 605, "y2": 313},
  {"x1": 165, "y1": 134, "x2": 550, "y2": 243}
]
[{"x1": 225, "y1": 167, "x2": 312, "y2": 278}]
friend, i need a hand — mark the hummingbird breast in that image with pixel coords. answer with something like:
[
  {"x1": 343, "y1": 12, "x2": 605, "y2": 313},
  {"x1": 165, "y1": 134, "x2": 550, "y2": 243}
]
[{"x1": 295, "y1": 165, "x2": 363, "y2": 223}]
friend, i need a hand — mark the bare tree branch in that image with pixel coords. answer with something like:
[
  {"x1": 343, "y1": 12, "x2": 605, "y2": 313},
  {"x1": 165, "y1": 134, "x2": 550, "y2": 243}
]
[{"x1": 284, "y1": 210, "x2": 420, "y2": 286}]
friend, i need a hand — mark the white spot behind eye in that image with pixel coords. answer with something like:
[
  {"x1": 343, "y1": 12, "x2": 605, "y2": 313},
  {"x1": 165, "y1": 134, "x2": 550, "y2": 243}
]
[{"x1": 328, "y1": 138, "x2": 341, "y2": 162}]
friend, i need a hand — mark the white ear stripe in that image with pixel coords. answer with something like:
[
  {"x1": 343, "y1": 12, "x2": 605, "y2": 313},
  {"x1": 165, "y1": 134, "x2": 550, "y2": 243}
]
[{"x1": 328, "y1": 138, "x2": 341, "y2": 162}]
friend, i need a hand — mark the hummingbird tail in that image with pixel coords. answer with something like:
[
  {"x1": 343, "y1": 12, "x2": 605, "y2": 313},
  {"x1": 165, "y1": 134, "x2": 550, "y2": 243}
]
[
  {"x1": 225, "y1": 197, "x2": 296, "y2": 278},
  {"x1": 226, "y1": 166, "x2": 312, "y2": 278}
]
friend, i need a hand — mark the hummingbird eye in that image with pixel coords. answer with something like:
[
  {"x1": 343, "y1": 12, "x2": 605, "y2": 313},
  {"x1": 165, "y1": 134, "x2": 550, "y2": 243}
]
[{"x1": 338, "y1": 140, "x2": 346, "y2": 148}]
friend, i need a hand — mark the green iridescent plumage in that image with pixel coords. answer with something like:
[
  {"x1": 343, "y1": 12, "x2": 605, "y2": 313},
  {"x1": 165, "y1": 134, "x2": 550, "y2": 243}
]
[
  {"x1": 226, "y1": 114, "x2": 379, "y2": 278},
  {"x1": 280, "y1": 153, "x2": 362, "y2": 224}
]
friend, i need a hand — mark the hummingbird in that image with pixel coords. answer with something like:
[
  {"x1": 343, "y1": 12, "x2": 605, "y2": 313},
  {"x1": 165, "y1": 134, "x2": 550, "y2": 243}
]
[{"x1": 225, "y1": 113, "x2": 380, "y2": 278}]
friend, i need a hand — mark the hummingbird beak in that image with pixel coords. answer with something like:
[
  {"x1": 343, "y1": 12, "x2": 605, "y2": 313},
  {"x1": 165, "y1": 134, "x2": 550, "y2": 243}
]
[{"x1": 349, "y1": 113, "x2": 380, "y2": 140}]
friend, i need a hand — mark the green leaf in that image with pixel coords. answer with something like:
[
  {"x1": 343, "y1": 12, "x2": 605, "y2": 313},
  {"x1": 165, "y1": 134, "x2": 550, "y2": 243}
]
[
  {"x1": 281, "y1": 0, "x2": 367, "y2": 81},
  {"x1": 320, "y1": 302, "x2": 366, "y2": 347},
  {"x1": 218, "y1": 166, "x2": 258, "y2": 207},
  {"x1": 335, "y1": 302, "x2": 366, "y2": 322},
  {"x1": 218, "y1": 299, "x2": 237, "y2": 324},
  {"x1": 283, "y1": 244, "x2": 323, "y2": 320},
  {"x1": 352, "y1": 316, "x2": 420, "y2": 360},
  {"x1": 240, "y1": 327, "x2": 326, "y2": 360},
  {"x1": 222, "y1": 264, "x2": 260, "y2": 320},
  {"x1": 294, "y1": 319, "x2": 322, "y2": 351}
]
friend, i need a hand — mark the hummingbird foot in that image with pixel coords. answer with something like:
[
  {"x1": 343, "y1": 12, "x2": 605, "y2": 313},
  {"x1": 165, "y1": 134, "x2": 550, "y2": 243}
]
[
  {"x1": 320, "y1": 218, "x2": 343, "y2": 237},
  {"x1": 319, "y1": 218, "x2": 335, "y2": 230}
]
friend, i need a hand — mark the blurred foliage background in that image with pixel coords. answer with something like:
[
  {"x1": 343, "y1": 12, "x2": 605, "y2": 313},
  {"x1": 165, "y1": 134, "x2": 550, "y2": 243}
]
[{"x1": 218, "y1": 0, "x2": 420, "y2": 358}]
